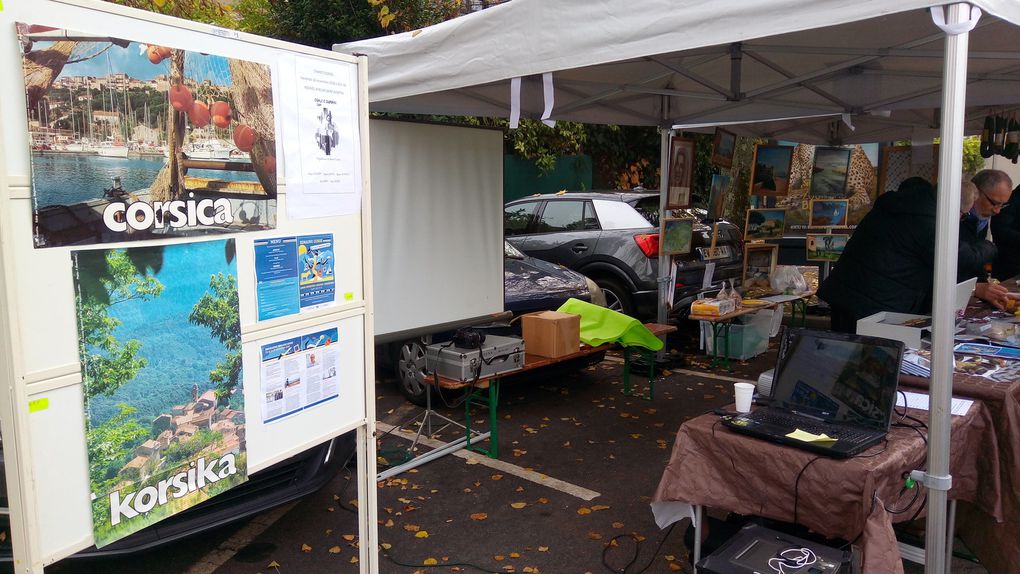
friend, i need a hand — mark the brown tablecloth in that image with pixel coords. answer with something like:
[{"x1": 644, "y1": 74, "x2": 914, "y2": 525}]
[
  {"x1": 653, "y1": 401, "x2": 998, "y2": 574},
  {"x1": 900, "y1": 369, "x2": 1020, "y2": 573}
]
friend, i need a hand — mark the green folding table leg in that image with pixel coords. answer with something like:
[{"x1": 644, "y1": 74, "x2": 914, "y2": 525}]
[
  {"x1": 621, "y1": 347, "x2": 655, "y2": 401},
  {"x1": 464, "y1": 378, "x2": 501, "y2": 459},
  {"x1": 708, "y1": 321, "x2": 732, "y2": 370}
]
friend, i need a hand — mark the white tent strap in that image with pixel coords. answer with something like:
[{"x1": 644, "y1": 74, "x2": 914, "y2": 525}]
[
  {"x1": 509, "y1": 74, "x2": 556, "y2": 128},
  {"x1": 841, "y1": 113, "x2": 856, "y2": 131},
  {"x1": 930, "y1": 4, "x2": 982, "y2": 35},
  {"x1": 541, "y1": 72, "x2": 556, "y2": 127},
  {"x1": 510, "y1": 76, "x2": 522, "y2": 128}
]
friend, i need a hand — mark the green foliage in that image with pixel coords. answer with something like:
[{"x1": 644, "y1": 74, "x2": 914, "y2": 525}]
[
  {"x1": 163, "y1": 428, "x2": 224, "y2": 464},
  {"x1": 368, "y1": 0, "x2": 462, "y2": 32},
  {"x1": 234, "y1": 0, "x2": 383, "y2": 48},
  {"x1": 86, "y1": 404, "x2": 149, "y2": 486},
  {"x1": 102, "y1": 0, "x2": 234, "y2": 26},
  {"x1": 189, "y1": 273, "x2": 241, "y2": 399},
  {"x1": 584, "y1": 124, "x2": 659, "y2": 188},
  {"x1": 76, "y1": 249, "x2": 165, "y2": 399},
  {"x1": 962, "y1": 136, "x2": 985, "y2": 175}
]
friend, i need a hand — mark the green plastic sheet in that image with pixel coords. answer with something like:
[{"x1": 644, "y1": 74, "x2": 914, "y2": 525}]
[{"x1": 556, "y1": 298, "x2": 664, "y2": 351}]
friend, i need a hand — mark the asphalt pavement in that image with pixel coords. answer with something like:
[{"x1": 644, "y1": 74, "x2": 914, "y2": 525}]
[{"x1": 47, "y1": 317, "x2": 989, "y2": 574}]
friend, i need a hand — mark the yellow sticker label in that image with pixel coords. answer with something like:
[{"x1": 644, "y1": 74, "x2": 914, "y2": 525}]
[
  {"x1": 28, "y1": 398, "x2": 49, "y2": 413},
  {"x1": 344, "y1": 292, "x2": 354, "y2": 301}
]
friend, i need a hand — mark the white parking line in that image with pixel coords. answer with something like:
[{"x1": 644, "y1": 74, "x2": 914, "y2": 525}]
[
  {"x1": 668, "y1": 368, "x2": 758, "y2": 385},
  {"x1": 377, "y1": 422, "x2": 601, "y2": 501}
]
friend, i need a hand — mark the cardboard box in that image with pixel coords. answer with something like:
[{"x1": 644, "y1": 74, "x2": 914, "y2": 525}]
[
  {"x1": 521, "y1": 310, "x2": 581, "y2": 358},
  {"x1": 856, "y1": 311, "x2": 930, "y2": 349}
]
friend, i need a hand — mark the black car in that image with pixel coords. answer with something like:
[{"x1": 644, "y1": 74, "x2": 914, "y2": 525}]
[
  {"x1": 387, "y1": 241, "x2": 605, "y2": 405},
  {"x1": 504, "y1": 191, "x2": 744, "y2": 320},
  {"x1": 0, "y1": 433, "x2": 352, "y2": 563}
]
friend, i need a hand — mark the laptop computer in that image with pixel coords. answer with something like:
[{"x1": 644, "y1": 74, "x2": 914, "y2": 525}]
[{"x1": 722, "y1": 328, "x2": 905, "y2": 458}]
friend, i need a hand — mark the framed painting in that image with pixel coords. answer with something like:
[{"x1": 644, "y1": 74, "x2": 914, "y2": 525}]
[
  {"x1": 712, "y1": 128, "x2": 736, "y2": 169},
  {"x1": 750, "y1": 144, "x2": 794, "y2": 196},
  {"x1": 806, "y1": 233, "x2": 850, "y2": 262},
  {"x1": 743, "y1": 243, "x2": 779, "y2": 285},
  {"x1": 744, "y1": 208, "x2": 786, "y2": 241},
  {"x1": 667, "y1": 136, "x2": 696, "y2": 209},
  {"x1": 707, "y1": 174, "x2": 730, "y2": 220},
  {"x1": 662, "y1": 218, "x2": 694, "y2": 255},
  {"x1": 808, "y1": 199, "x2": 849, "y2": 227},
  {"x1": 809, "y1": 147, "x2": 853, "y2": 198}
]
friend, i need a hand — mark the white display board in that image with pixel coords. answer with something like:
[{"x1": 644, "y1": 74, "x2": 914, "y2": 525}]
[{"x1": 0, "y1": 1, "x2": 377, "y2": 571}]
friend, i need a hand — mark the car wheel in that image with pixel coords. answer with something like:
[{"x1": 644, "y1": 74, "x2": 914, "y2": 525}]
[
  {"x1": 595, "y1": 277, "x2": 634, "y2": 317},
  {"x1": 394, "y1": 338, "x2": 429, "y2": 406}
]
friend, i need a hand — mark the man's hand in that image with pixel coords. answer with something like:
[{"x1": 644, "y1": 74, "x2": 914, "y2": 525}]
[{"x1": 975, "y1": 281, "x2": 1010, "y2": 310}]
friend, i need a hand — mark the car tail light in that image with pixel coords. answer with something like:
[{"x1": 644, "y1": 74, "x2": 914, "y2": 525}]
[{"x1": 634, "y1": 233, "x2": 659, "y2": 258}]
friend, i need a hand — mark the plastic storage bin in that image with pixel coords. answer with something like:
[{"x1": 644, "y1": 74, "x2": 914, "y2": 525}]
[{"x1": 702, "y1": 310, "x2": 772, "y2": 360}]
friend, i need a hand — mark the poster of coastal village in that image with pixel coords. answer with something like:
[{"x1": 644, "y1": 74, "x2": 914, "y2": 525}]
[
  {"x1": 73, "y1": 239, "x2": 246, "y2": 546},
  {"x1": 18, "y1": 23, "x2": 278, "y2": 248}
]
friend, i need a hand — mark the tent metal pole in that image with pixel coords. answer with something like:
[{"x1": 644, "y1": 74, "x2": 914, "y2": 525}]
[
  {"x1": 657, "y1": 100, "x2": 671, "y2": 330},
  {"x1": 927, "y1": 4, "x2": 972, "y2": 574}
]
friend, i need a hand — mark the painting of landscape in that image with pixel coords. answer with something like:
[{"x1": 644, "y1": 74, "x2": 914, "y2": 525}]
[
  {"x1": 73, "y1": 239, "x2": 246, "y2": 546},
  {"x1": 19, "y1": 23, "x2": 277, "y2": 248},
  {"x1": 809, "y1": 147, "x2": 852, "y2": 198}
]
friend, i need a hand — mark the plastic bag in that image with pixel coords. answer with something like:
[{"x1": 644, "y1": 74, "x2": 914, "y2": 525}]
[{"x1": 770, "y1": 265, "x2": 807, "y2": 295}]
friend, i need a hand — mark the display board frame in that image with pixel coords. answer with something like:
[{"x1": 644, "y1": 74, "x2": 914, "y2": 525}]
[{"x1": 0, "y1": 1, "x2": 377, "y2": 571}]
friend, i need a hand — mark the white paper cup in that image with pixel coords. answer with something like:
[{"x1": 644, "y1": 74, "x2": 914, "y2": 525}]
[{"x1": 734, "y1": 382, "x2": 755, "y2": 413}]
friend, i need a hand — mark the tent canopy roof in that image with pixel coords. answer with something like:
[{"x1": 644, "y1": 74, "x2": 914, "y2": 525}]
[{"x1": 337, "y1": 0, "x2": 1020, "y2": 144}]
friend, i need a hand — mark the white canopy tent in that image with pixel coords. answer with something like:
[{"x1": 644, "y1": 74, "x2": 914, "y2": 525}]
[{"x1": 337, "y1": 3, "x2": 1020, "y2": 572}]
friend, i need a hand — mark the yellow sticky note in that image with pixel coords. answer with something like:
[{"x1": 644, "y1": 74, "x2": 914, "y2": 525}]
[
  {"x1": 785, "y1": 428, "x2": 837, "y2": 444},
  {"x1": 28, "y1": 398, "x2": 49, "y2": 413},
  {"x1": 344, "y1": 292, "x2": 354, "y2": 301}
]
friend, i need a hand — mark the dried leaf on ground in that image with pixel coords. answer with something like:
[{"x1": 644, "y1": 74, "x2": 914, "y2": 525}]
[
  {"x1": 415, "y1": 531, "x2": 429, "y2": 538},
  {"x1": 470, "y1": 512, "x2": 488, "y2": 520},
  {"x1": 328, "y1": 546, "x2": 342, "y2": 554},
  {"x1": 510, "y1": 502, "x2": 527, "y2": 509},
  {"x1": 301, "y1": 544, "x2": 312, "y2": 553},
  {"x1": 424, "y1": 558, "x2": 439, "y2": 565}
]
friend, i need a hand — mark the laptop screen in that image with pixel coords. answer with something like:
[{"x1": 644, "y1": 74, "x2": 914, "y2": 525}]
[{"x1": 771, "y1": 328, "x2": 905, "y2": 430}]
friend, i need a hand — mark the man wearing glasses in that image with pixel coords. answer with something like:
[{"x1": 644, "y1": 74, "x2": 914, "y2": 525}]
[
  {"x1": 991, "y1": 181, "x2": 1020, "y2": 282},
  {"x1": 963, "y1": 169, "x2": 1012, "y2": 308}
]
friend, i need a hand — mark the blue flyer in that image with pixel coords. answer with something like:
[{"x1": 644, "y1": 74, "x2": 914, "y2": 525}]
[
  {"x1": 298, "y1": 234, "x2": 336, "y2": 310},
  {"x1": 954, "y1": 342, "x2": 1020, "y2": 360},
  {"x1": 254, "y1": 237, "x2": 300, "y2": 321}
]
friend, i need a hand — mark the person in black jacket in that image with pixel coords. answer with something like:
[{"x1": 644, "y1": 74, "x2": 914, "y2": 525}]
[
  {"x1": 991, "y1": 183, "x2": 1020, "y2": 281},
  {"x1": 819, "y1": 176, "x2": 1007, "y2": 333}
]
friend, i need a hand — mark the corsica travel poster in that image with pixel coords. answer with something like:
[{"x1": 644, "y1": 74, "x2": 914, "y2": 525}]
[
  {"x1": 72, "y1": 239, "x2": 246, "y2": 546},
  {"x1": 19, "y1": 23, "x2": 278, "y2": 248}
]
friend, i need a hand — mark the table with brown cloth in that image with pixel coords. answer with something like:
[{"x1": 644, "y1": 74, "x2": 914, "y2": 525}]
[
  {"x1": 899, "y1": 369, "x2": 1020, "y2": 573},
  {"x1": 652, "y1": 399, "x2": 999, "y2": 574}
]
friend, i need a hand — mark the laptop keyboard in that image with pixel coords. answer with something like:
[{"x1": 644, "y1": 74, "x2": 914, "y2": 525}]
[{"x1": 750, "y1": 410, "x2": 874, "y2": 443}]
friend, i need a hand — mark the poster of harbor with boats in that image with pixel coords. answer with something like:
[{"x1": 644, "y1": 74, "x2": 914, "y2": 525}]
[{"x1": 18, "y1": 23, "x2": 278, "y2": 248}]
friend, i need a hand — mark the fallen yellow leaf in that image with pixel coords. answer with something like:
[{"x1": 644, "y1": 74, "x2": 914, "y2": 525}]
[
  {"x1": 510, "y1": 502, "x2": 527, "y2": 509},
  {"x1": 415, "y1": 531, "x2": 429, "y2": 538},
  {"x1": 510, "y1": 552, "x2": 521, "y2": 558},
  {"x1": 267, "y1": 561, "x2": 280, "y2": 568},
  {"x1": 537, "y1": 497, "x2": 549, "y2": 504},
  {"x1": 403, "y1": 524, "x2": 420, "y2": 532},
  {"x1": 325, "y1": 528, "x2": 333, "y2": 535},
  {"x1": 669, "y1": 563, "x2": 683, "y2": 571},
  {"x1": 328, "y1": 546, "x2": 341, "y2": 554},
  {"x1": 612, "y1": 522, "x2": 624, "y2": 529},
  {"x1": 343, "y1": 534, "x2": 355, "y2": 541},
  {"x1": 538, "y1": 546, "x2": 549, "y2": 552},
  {"x1": 424, "y1": 558, "x2": 438, "y2": 565},
  {"x1": 470, "y1": 512, "x2": 488, "y2": 521},
  {"x1": 591, "y1": 505, "x2": 610, "y2": 511},
  {"x1": 494, "y1": 555, "x2": 505, "y2": 561},
  {"x1": 381, "y1": 542, "x2": 392, "y2": 549},
  {"x1": 491, "y1": 474, "x2": 504, "y2": 480},
  {"x1": 350, "y1": 556, "x2": 359, "y2": 563},
  {"x1": 588, "y1": 532, "x2": 602, "y2": 540},
  {"x1": 577, "y1": 507, "x2": 592, "y2": 515},
  {"x1": 301, "y1": 544, "x2": 312, "y2": 553}
]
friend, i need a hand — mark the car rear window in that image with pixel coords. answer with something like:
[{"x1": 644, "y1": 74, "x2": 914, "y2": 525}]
[
  {"x1": 630, "y1": 196, "x2": 661, "y2": 226},
  {"x1": 592, "y1": 199, "x2": 655, "y2": 230}
]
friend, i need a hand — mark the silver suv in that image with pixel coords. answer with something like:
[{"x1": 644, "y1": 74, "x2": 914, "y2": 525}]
[{"x1": 505, "y1": 191, "x2": 744, "y2": 320}]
